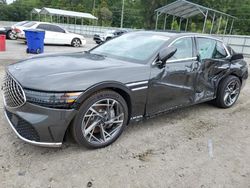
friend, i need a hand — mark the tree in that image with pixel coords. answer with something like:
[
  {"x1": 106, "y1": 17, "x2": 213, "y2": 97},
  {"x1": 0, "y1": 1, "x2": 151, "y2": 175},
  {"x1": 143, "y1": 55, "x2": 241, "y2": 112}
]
[
  {"x1": 0, "y1": 0, "x2": 6, "y2": 4},
  {"x1": 96, "y1": 0, "x2": 112, "y2": 26}
]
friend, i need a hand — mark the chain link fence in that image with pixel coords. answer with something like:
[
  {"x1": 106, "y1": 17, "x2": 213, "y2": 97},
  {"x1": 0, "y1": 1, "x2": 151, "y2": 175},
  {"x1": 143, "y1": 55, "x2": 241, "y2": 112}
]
[{"x1": 1, "y1": 21, "x2": 250, "y2": 57}]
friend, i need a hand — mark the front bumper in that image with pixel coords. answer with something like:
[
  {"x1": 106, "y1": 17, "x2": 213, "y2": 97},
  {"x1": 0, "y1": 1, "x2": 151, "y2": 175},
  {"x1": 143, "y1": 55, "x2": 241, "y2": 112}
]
[{"x1": 4, "y1": 102, "x2": 77, "y2": 147}]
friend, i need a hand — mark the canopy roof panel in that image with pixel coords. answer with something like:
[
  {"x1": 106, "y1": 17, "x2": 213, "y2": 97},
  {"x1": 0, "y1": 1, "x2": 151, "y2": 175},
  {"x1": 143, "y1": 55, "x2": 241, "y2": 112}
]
[
  {"x1": 155, "y1": 0, "x2": 236, "y2": 19},
  {"x1": 39, "y1": 7, "x2": 97, "y2": 20},
  {"x1": 31, "y1": 8, "x2": 41, "y2": 14}
]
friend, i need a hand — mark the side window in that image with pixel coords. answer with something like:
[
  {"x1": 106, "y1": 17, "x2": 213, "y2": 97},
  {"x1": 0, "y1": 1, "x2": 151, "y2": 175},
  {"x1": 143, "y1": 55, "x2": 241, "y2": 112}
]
[
  {"x1": 50, "y1": 25, "x2": 65, "y2": 33},
  {"x1": 197, "y1": 38, "x2": 228, "y2": 60},
  {"x1": 214, "y1": 42, "x2": 228, "y2": 59},
  {"x1": 168, "y1": 37, "x2": 193, "y2": 60},
  {"x1": 37, "y1": 24, "x2": 49, "y2": 31}
]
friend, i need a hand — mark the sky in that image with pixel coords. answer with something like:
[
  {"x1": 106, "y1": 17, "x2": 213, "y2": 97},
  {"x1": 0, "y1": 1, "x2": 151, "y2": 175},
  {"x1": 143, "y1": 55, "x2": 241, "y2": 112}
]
[{"x1": 6, "y1": 0, "x2": 14, "y2": 4}]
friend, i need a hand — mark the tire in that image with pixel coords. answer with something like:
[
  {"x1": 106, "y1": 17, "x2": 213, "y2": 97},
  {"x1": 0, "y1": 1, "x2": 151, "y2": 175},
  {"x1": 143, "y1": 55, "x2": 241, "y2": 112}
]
[
  {"x1": 106, "y1": 37, "x2": 112, "y2": 41},
  {"x1": 7, "y1": 31, "x2": 16, "y2": 40},
  {"x1": 71, "y1": 38, "x2": 81, "y2": 47},
  {"x1": 36, "y1": 48, "x2": 40, "y2": 54},
  {"x1": 71, "y1": 90, "x2": 128, "y2": 149},
  {"x1": 215, "y1": 75, "x2": 241, "y2": 108}
]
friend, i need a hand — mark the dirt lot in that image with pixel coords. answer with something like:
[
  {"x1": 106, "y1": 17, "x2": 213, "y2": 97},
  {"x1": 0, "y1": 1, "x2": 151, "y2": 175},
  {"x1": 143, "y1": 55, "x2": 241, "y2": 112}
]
[{"x1": 0, "y1": 39, "x2": 250, "y2": 188}]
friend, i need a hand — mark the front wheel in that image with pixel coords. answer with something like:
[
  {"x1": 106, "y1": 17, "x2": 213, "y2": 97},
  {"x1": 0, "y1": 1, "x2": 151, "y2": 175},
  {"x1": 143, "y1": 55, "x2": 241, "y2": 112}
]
[
  {"x1": 71, "y1": 90, "x2": 128, "y2": 149},
  {"x1": 71, "y1": 38, "x2": 81, "y2": 47},
  {"x1": 7, "y1": 31, "x2": 16, "y2": 40},
  {"x1": 215, "y1": 75, "x2": 241, "y2": 108}
]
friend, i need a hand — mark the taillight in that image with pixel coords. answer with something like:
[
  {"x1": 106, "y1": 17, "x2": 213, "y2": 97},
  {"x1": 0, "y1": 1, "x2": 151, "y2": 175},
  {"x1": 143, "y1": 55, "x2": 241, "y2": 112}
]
[{"x1": 14, "y1": 28, "x2": 21, "y2": 33}]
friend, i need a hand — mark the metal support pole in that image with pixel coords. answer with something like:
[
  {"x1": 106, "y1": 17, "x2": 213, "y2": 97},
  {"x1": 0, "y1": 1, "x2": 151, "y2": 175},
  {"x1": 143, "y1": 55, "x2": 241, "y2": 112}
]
[
  {"x1": 210, "y1": 12, "x2": 216, "y2": 34},
  {"x1": 38, "y1": 14, "x2": 40, "y2": 21},
  {"x1": 74, "y1": 17, "x2": 76, "y2": 33},
  {"x1": 81, "y1": 18, "x2": 83, "y2": 35},
  {"x1": 217, "y1": 15, "x2": 222, "y2": 34},
  {"x1": 229, "y1": 19, "x2": 235, "y2": 35},
  {"x1": 163, "y1": 14, "x2": 167, "y2": 30},
  {"x1": 121, "y1": 0, "x2": 125, "y2": 28},
  {"x1": 171, "y1": 16, "x2": 175, "y2": 30},
  {"x1": 223, "y1": 17, "x2": 229, "y2": 35},
  {"x1": 179, "y1": 17, "x2": 183, "y2": 31},
  {"x1": 30, "y1": 13, "x2": 32, "y2": 21},
  {"x1": 155, "y1": 12, "x2": 159, "y2": 30},
  {"x1": 185, "y1": 18, "x2": 189, "y2": 32},
  {"x1": 202, "y1": 10, "x2": 208, "y2": 33},
  {"x1": 50, "y1": 15, "x2": 52, "y2": 23}
]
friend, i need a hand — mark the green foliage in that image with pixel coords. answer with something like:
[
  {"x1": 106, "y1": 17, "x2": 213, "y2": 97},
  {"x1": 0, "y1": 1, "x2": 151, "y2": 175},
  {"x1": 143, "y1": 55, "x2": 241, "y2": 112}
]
[{"x1": 171, "y1": 20, "x2": 179, "y2": 31}]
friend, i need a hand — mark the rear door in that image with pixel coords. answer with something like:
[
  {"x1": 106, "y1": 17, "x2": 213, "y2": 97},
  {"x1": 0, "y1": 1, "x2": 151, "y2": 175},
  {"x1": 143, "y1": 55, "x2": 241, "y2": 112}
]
[
  {"x1": 48, "y1": 25, "x2": 68, "y2": 44},
  {"x1": 36, "y1": 24, "x2": 55, "y2": 44},
  {"x1": 194, "y1": 37, "x2": 230, "y2": 102},
  {"x1": 146, "y1": 37, "x2": 199, "y2": 115}
]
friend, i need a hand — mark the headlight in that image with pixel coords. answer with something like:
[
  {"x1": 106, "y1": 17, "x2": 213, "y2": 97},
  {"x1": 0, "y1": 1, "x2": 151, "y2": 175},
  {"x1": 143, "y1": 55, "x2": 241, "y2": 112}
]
[{"x1": 24, "y1": 89, "x2": 82, "y2": 109}]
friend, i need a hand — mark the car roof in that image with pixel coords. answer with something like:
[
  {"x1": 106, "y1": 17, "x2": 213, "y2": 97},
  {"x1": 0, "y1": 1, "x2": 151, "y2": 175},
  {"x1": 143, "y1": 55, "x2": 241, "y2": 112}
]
[{"x1": 132, "y1": 31, "x2": 222, "y2": 42}]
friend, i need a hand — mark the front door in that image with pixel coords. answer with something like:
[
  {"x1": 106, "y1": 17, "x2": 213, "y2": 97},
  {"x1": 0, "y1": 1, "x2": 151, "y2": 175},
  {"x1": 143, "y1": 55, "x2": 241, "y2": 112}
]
[{"x1": 146, "y1": 37, "x2": 199, "y2": 115}]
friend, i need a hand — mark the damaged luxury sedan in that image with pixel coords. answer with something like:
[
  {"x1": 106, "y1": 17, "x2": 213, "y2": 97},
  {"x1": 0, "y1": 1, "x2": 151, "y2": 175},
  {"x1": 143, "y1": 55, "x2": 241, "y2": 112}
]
[{"x1": 2, "y1": 31, "x2": 248, "y2": 149}]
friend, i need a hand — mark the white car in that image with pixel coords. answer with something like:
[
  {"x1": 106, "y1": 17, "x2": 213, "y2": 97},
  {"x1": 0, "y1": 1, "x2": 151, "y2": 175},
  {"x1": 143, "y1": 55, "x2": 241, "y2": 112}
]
[{"x1": 14, "y1": 22, "x2": 86, "y2": 47}]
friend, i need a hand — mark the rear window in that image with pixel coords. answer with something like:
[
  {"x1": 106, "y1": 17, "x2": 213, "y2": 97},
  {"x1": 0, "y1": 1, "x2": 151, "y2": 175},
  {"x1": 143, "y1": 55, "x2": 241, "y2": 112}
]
[{"x1": 23, "y1": 22, "x2": 36, "y2": 28}]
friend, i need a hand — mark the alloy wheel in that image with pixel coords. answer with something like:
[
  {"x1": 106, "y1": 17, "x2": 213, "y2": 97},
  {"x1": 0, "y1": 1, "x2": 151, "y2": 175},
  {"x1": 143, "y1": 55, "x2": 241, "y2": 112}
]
[
  {"x1": 223, "y1": 80, "x2": 240, "y2": 106},
  {"x1": 81, "y1": 98, "x2": 125, "y2": 145},
  {"x1": 72, "y1": 39, "x2": 81, "y2": 47}
]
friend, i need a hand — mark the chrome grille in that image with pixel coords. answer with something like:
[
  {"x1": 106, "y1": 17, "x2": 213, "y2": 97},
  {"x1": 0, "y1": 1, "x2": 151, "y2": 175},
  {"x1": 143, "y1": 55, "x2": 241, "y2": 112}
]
[{"x1": 2, "y1": 73, "x2": 26, "y2": 108}]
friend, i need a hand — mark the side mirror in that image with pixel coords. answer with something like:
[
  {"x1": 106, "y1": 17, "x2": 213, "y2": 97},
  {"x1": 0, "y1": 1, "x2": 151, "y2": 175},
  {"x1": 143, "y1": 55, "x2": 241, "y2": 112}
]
[
  {"x1": 230, "y1": 53, "x2": 243, "y2": 61},
  {"x1": 159, "y1": 46, "x2": 177, "y2": 62},
  {"x1": 154, "y1": 47, "x2": 177, "y2": 68}
]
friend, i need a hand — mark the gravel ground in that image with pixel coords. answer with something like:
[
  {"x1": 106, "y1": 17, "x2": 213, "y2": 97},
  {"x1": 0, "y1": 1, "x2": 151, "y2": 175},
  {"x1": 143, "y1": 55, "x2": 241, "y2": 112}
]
[{"x1": 0, "y1": 39, "x2": 250, "y2": 188}]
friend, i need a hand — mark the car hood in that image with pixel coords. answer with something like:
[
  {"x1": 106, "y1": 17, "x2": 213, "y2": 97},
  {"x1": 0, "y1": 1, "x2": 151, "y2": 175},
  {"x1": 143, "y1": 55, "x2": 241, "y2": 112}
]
[{"x1": 7, "y1": 52, "x2": 150, "y2": 91}]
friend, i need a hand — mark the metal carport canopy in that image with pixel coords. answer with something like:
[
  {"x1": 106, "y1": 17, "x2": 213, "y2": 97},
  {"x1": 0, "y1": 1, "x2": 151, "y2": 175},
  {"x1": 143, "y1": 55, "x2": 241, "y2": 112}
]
[
  {"x1": 155, "y1": 0, "x2": 237, "y2": 34},
  {"x1": 39, "y1": 7, "x2": 98, "y2": 20},
  {"x1": 31, "y1": 8, "x2": 41, "y2": 14}
]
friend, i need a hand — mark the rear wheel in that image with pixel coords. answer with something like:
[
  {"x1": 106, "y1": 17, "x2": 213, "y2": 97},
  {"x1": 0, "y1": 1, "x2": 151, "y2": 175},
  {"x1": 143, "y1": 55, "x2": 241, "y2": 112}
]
[
  {"x1": 71, "y1": 90, "x2": 128, "y2": 149},
  {"x1": 71, "y1": 38, "x2": 81, "y2": 47},
  {"x1": 215, "y1": 75, "x2": 241, "y2": 108}
]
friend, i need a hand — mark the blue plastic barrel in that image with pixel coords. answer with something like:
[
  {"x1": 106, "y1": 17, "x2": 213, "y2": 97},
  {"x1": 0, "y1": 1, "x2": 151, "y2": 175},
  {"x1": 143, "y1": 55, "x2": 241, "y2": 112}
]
[{"x1": 24, "y1": 29, "x2": 45, "y2": 54}]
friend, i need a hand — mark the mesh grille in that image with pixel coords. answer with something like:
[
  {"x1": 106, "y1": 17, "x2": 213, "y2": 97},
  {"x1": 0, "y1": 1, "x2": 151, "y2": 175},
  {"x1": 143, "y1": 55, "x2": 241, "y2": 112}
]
[
  {"x1": 2, "y1": 73, "x2": 26, "y2": 108},
  {"x1": 6, "y1": 110, "x2": 40, "y2": 142}
]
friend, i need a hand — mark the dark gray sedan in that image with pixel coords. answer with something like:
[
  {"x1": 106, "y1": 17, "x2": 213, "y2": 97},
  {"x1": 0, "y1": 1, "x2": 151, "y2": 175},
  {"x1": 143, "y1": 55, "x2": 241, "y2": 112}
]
[{"x1": 2, "y1": 31, "x2": 248, "y2": 149}]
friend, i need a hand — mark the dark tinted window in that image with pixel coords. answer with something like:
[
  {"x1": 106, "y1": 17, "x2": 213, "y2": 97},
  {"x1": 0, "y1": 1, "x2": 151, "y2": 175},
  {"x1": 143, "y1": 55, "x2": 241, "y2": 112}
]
[
  {"x1": 49, "y1": 25, "x2": 65, "y2": 33},
  {"x1": 197, "y1": 38, "x2": 228, "y2": 60},
  {"x1": 37, "y1": 24, "x2": 65, "y2": 33},
  {"x1": 169, "y1": 37, "x2": 193, "y2": 60},
  {"x1": 37, "y1": 24, "x2": 50, "y2": 31}
]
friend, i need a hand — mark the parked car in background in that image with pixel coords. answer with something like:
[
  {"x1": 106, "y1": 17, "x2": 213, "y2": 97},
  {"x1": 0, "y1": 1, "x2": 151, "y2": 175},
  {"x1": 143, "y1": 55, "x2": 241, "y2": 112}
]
[
  {"x1": 0, "y1": 21, "x2": 29, "y2": 40},
  {"x1": 2, "y1": 32, "x2": 248, "y2": 149},
  {"x1": 93, "y1": 29, "x2": 128, "y2": 44},
  {"x1": 15, "y1": 21, "x2": 86, "y2": 47}
]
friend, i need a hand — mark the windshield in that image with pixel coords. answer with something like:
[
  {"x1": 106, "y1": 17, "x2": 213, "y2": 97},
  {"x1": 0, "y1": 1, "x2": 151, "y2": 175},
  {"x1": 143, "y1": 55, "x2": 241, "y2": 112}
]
[{"x1": 91, "y1": 33, "x2": 169, "y2": 63}]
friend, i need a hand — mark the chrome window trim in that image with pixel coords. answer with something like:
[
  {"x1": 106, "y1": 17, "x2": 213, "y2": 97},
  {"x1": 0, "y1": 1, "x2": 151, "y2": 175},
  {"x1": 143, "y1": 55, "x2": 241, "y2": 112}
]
[
  {"x1": 4, "y1": 110, "x2": 62, "y2": 148},
  {"x1": 167, "y1": 57, "x2": 197, "y2": 63}
]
